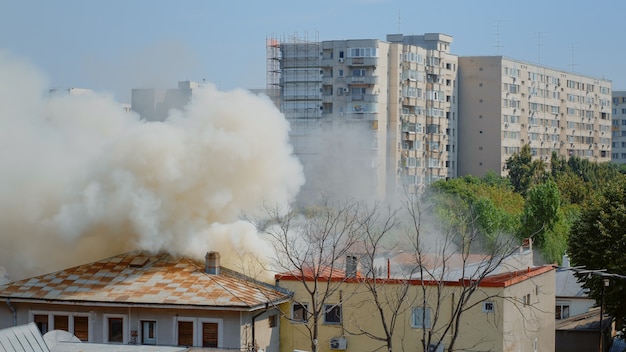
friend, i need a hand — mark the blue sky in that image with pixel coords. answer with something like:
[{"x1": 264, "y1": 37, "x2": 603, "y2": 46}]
[{"x1": 2, "y1": 0, "x2": 625, "y2": 102}]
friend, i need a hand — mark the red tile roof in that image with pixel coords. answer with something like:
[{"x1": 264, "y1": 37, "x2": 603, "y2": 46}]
[
  {"x1": 0, "y1": 252, "x2": 289, "y2": 310},
  {"x1": 276, "y1": 264, "x2": 554, "y2": 288}
]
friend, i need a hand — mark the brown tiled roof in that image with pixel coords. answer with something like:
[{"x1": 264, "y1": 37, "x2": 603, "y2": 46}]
[{"x1": 0, "y1": 252, "x2": 289, "y2": 310}]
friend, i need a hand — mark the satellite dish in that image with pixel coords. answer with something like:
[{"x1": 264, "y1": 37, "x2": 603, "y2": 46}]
[{"x1": 43, "y1": 330, "x2": 81, "y2": 349}]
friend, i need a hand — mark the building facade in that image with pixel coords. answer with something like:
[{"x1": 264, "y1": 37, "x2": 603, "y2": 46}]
[
  {"x1": 457, "y1": 56, "x2": 612, "y2": 177},
  {"x1": 275, "y1": 263, "x2": 555, "y2": 352},
  {"x1": 612, "y1": 91, "x2": 626, "y2": 163},
  {"x1": 131, "y1": 81, "x2": 203, "y2": 121},
  {"x1": 267, "y1": 33, "x2": 458, "y2": 203},
  {"x1": 0, "y1": 252, "x2": 288, "y2": 351}
]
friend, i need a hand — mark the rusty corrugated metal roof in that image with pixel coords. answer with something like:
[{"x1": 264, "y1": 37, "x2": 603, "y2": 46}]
[{"x1": 0, "y1": 252, "x2": 289, "y2": 310}]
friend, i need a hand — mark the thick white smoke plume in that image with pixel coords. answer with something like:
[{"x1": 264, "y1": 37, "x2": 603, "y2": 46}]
[{"x1": 0, "y1": 51, "x2": 304, "y2": 281}]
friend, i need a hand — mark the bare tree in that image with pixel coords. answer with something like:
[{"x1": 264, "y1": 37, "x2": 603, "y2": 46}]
[
  {"x1": 341, "y1": 203, "x2": 413, "y2": 352},
  {"x1": 404, "y1": 195, "x2": 524, "y2": 352},
  {"x1": 263, "y1": 197, "x2": 366, "y2": 352}
]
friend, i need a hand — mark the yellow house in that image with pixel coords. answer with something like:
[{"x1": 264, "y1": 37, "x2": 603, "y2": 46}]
[{"x1": 275, "y1": 263, "x2": 555, "y2": 352}]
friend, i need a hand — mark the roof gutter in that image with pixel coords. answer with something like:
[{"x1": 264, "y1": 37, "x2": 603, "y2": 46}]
[
  {"x1": 5, "y1": 298, "x2": 16, "y2": 326},
  {"x1": 0, "y1": 297, "x2": 292, "y2": 312}
]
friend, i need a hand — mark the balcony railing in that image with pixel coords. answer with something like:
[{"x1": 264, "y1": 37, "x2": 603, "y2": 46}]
[
  {"x1": 348, "y1": 94, "x2": 379, "y2": 102},
  {"x1": 348, "y1": 57, "x2": 378, "y2": 66},
  {"x1": 346, "y1": 75, "x2": 378, "y2": 85}
]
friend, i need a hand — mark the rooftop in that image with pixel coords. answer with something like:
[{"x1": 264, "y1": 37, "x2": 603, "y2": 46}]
[{"x1": 0, "y1": 251, "x2": 289, "y2": 310}]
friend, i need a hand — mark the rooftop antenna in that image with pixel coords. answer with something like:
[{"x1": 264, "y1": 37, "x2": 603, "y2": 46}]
[
  {"x1": 494, "y1": 20, "x2": 504, "y2": 55},
  {"x1": 568, "y1": 42, "x2": 577, "y2": 72},
  {"x1": 535, "y1": 31, "x2": 544, "y2": 64},
  {"x1": 397, "y1": 10, "x2": 402, "y2": 33}
]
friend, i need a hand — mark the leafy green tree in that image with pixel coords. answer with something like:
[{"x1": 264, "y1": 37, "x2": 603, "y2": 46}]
[
  {"x1": 569, "y1": 178, "x2": 626, "y2": 328},
  {"x1": 518, "y1": 180, "x2": 568, "y2": 264},
  {"x1": 505, "y1": 144, "x2": 548, "y2": 196},
  {"x1": 429, "y1": 175, "x2": 522, "y2": 248}
]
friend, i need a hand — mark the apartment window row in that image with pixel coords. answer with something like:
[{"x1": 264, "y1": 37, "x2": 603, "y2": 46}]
[
  {"x1": 32, "y1": 311, "x2": 223, "y2": 347},
  {"x1": 403, "y1": 86, "x2": 423, "y2": 99},
  {"x1": 402, "y1": 69, "x2": 425, "y2": 82},
  {"x1": 566, "y1": 80, "x2": 596, "y2": 93},
  {"x1": 292, "y1": 303, "x2": 341, "y2": 324},
  {"x1": 401, "y1": 106, "x2": 424, "y2": 115},
  {"x1": 503, "y1": 83, "x2": 519, "y2": 94},
  {"x1": 401, "y1": 141, "x2": 422, "y2": 151},
  {"x1": 31, "y1": 312, "x2": 90, "y2": 342},
  {"x1": 402, "y1": 122, "x2": 423, "y2": 133},
  {"x1": 403, "y1": 51, "x2": 425, "y2": 64},
  {"x1": 528, "y1": 72, "x2": 561, "y2": 86},
  {"x1": 503, "y1": 99, "x2": 520, "y2": 109},
  {"x1": 426, "y1": 108, "x2": 445, "y2": 117},
  {"x1": 347, "y1": 47, "x2": 377, "y2": 58},
  {"x1": 504, "y1": 67, "x2": 520, "y2": 78},
  {"x1": 612, "y1": 97, "x2": 626, "y2": 104},
  {"x1": 426, "y1": 90, "x2": 446, "y2": 102},
  {"x1": 504, "y1": 146, "x2": 520, "y2": 155},
  {"x1": 527, "y1": 87, "x2": 560, "y2": 100},
  {"x1": 503, "y1": 114, "x2": 520, "y2": 124}
]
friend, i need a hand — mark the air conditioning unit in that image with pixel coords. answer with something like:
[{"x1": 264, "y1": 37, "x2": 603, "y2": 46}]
[
  {"x1": 343, "y1": 87, "x2": 350, "y2": 93},
  {"x1": 330, "y1": 336, "x2": 347, "y2": 350},
  {"x1": 338, "y1": 58, "x2": 344, "y2": 63}
]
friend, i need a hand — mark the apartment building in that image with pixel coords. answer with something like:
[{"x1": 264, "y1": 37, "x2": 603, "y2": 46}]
[
  {"x1": 612, "y1": 91, "x2": 626, "y2": 163},
  {"x1": 275, "y1": 255, "x2": 555, "y2": 352},
  {"x1": 131, "y1": 80, "x2": 203, "y2": 121},
  {"x1": 267, "y1": 33, "x2": 458, "y2": 203},
  {"x1": 458, "y1": 56, "x2": 612, "y2": 177}
]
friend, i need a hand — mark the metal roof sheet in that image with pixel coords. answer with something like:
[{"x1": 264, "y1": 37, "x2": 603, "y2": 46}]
[
  {"x1": 0, "y1": 252, "x2": 289, "y2": 309},
  {"x1": 0, "y1": 323, "x2": 49, "y2": 352}
]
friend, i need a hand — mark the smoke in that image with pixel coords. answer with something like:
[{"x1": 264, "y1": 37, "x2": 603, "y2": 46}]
[{"x1": 0, "y1": 51, "x2": 304, "y2": 281}]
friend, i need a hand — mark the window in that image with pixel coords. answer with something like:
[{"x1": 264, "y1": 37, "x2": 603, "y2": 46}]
[
  {"x1": 292, "y1": 303, "x2": 308, "y2": 322},
  {"x1": 268, "y1": 315, "x2": 277, "y2": 328},
  {"x1": 482, "y1": 302, "x2": 495, "y2": 313},
  {"x1": 178, "y1": 321, "x2": 194, "y2": 346},
  {"x1": 31, "y1": 312, "x2": 90, "y2": 342},
  {"x1": 108, "y1": 317, "x2": 124, "y2": 343},
  {"x1": 74, "y1": 316, "x2": 89, "y2": 342},
  {"x1": 34, "y1": 315, "x2": 48, "y2": 335},
  {"x1": 324, "y1": 304, "x2": 342, "y2": 324},
  {"x1": 202, "y1": 322, "x2": 218, "y2": 347},
  {"x1": 54, "y1": 315, "x2": 69, "y2": 332},
  {"x1": 555, "y1": 303, "x2": 570, "y2": 319},
  {"x1": 142, "y1": 321, "x2": 156, "y2": 345},
  {"x1": 411, "y1": 307, "x2": 431, "y2": 328},
  {"x1": 522, "y1": 293, "x2": 531, "y2": 306}
]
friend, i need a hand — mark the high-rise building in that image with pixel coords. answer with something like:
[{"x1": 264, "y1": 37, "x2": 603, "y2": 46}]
[
  {"x1": 457, "y1": 57, "x2": 612, "y2": 177},
  {"x1": 131, "y1": 80, "x2": 203, "y2": 121},
  {"x1": 267, "y1": 33, "x2": 458, "y2": 203},
  {"x1": 611, "y1": 91, "x2": 626, "y2": 164}
]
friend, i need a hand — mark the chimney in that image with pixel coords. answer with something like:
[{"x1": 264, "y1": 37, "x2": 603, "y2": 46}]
[
  {"x1": 522, "y1": 237, "x2": 533, "y2": 252},
  {"x1": 346, "y1": 256, "x2": 358, "y2": 278},
  {"x1": 205, "y1": 252, "x2": 221, "y2": 275},
  {"x1": 562, "y1": 254, "x2": 570, "y2": 268}
]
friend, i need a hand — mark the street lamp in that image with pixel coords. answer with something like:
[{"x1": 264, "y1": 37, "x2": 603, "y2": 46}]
[{"x1": 599, "y1": 278, "x2": 609, "y2": 352}]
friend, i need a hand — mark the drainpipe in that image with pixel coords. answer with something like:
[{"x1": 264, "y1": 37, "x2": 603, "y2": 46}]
[
  {"x1": 251, "y1": 303, "x2": 269, "y2": 352},
  {"x1": 6, "y1": 298, "x2": 16, "y2": 326}
]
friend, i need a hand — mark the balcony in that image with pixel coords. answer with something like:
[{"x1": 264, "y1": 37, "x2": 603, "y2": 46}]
[
  {"x1": 322, "y1": 94, "x2": 335, "y2": 103},
  {"x1": 348, "y1": 94, "x2": 379, "y2": 102},
  {"x1": 322, "y1": 76, "x2": 334, "y2": 85},
  {"x1": 348, "y1": 57, "x2": 378, "y2": 66},
  {"x1": 321, "y1": 59, "x2": 334, "y2": 67},
  {"x1": 346, "y1": 75, "x2": 378, "y2": 85}
]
